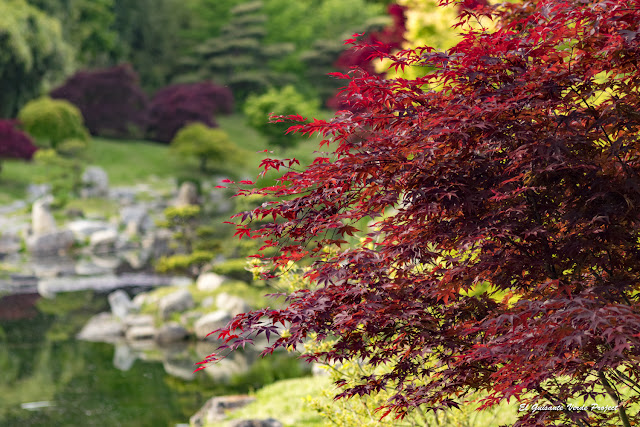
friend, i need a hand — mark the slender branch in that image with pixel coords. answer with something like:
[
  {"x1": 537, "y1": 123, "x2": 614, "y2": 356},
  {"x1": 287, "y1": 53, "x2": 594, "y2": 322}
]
[{"x1": 598, "y1": 370, "x2": 631, "y2": 427}]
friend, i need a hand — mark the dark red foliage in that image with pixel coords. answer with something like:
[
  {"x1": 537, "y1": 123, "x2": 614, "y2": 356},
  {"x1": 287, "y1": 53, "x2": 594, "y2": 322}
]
[
  {"x1": 0, "y1": 120, "x2": 38, "y2": 161},
  {"x1": 328, "y1": 4, "x2": 406, "y2": 110},
  {"x1": 205, "y1": 0, "x2": 640, "y2": 425},
  {"x1": 50, "y1": 64, "x2": 147, "y2": 139},
  {"x1": 146, "y1": 81, "x2": 234, "y2": 143}
]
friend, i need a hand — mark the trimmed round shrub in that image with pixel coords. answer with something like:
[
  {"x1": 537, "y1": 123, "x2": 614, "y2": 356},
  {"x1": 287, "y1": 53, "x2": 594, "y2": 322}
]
[
  {"x1": 0, "y1": 120, "x2": 38, "y2": 168},
  {"x1": 50, "y1": 64, "x2": 148, "y2": 139},
  {"x1": 171, "y1": 123, "x2": 243, "y2": 172},
  {"x1": 17, "y1": 97, "x2": 89, "y2": 149},
  {"x1": 244, "y1": 85, "x2": 319, "y2": 149},
  {"x1": 147, "y1": 81, "x2": 234, "y2": 143}
]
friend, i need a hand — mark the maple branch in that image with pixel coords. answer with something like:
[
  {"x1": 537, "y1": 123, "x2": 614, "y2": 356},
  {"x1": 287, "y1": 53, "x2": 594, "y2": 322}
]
[
  {"x1": 535, "y1": 386, "x2": 590, "y2": 427},
  {"x1": 597, "y1": 370, "x2": 631, "y2": 427}
]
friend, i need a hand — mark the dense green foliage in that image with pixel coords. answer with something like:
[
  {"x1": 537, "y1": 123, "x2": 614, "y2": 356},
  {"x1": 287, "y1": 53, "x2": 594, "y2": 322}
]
[
  {"x1": 244, "y1": 86, "x2": 319, "y2": 149},
  {"x1": 17, "y1": 97, "x2": 89, "y2": 150},
  {"x1": 171, "y1": 123, "x2": 243, "y2": 172},
  {"x1": 27, "y1": 0, "x2": 120, "y2": 66},
  {"x1": 0, "y1": 0, "x2": 72, "y2": 118}
]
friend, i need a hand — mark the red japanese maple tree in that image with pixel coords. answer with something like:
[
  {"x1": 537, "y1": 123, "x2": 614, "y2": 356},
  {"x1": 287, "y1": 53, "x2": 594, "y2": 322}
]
[{"x1": 206, "y1": 1, "x2": 640, "y2": 425}]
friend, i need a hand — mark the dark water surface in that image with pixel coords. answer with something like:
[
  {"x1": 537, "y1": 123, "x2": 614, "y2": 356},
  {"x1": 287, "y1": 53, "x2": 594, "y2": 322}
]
[{"x1": 0, "y1": 291, "x2": 306, "y2": 427}]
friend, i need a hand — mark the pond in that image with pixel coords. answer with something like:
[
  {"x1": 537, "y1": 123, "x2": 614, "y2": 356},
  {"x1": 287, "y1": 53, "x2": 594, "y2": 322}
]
[{"x1": 0, "y1": 291, "x2": 308, "y2": 427}]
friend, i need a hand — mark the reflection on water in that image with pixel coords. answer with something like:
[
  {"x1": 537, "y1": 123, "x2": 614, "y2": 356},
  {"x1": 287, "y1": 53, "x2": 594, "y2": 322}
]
[{"x1": 0, "y1": 291, "x2": 307, "y2": 427}]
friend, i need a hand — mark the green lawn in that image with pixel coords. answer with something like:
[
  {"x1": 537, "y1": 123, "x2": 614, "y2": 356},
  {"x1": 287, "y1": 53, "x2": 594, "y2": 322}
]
[{"x1": 0, "y1": 113, "x2": 330, "y2": 206}]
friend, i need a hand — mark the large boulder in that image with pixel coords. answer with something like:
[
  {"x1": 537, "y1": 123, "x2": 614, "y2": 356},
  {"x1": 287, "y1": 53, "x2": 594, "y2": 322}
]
[
  {"x1": 190, "y1": 395, "x2": 256, "y2": 427},
  {"x1": 76, "y1": 312, "x2": 124, "y2": 342},
  {"x1": 67, "y1": 219, "x2": 112, "y2": 241},
  {"x1": 216, "y1": 293, "x2": 250, "y2": 316},
  {"x1": 125, "y1": 325, "x2": 157, "y2": 341},
  {"x1": 120, "y1": 205, "x2": 153, "y2": 236},
  {"x1": 158, "y1": 289, "x2": 195, "y2": 320},
  {"x1": 173, "y1": 181, "x2": 199, "y2": 207},
  {"x1": 89, "y1": 228, "x2": 119, "y2": 253},
  {"x1": 31, "y1": 196, "x2": 57, "y2": 236},
  {"x1": 155, "y1": 322, "x2": 189, "y2": 345},
  {"x1": 81, "y1": 166, "x2": 109, "y2": 198},
  {"x1": 108, "y1": 290, "x2": 133, "y2": 320},
  {"x1": 26, "y1": 230, "x2": 74, "y2": 256},
  {"x1": 194, "y1": 310, "x2": 232, "y2": 340},
  {"x1": 196, "y1": 272, "x2": 225, "y2": 292}
]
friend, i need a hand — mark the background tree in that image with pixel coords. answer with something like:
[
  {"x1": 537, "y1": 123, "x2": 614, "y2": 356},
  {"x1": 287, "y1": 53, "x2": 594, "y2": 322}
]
[
  {"x1": 17, "y1": 97, "x2": 89, "y2": 150},
  {"x1": 50, "y1": 64, "x2": 148, "y2": 139},
  {"x1": 26, "y1": 0, "x2": 120, "y2": 67},
  {"x1": 170, "y1": 123, "x2": 244, "y2": 173},
  {"x1": 112, "y1": 0, "x2": 189, "y2": 91},
  {"x1": 206, "y1": 1, "x2": 640, "y2": 426},
  {"x1": 146, "y1": 82, "x2": 234, "y2": 144},
  {"x1": 0, "y1": 120, "x2": 38, "y2": 174},
  {"x1": 175, "y1": 0, "x2": 296, "y2": 103},
  {"x1": 0, "y1": 0, "x2": 72, "y2": 118},
  {"x1": 243, "y1": 86, "x2": 319, "y2": 150}
]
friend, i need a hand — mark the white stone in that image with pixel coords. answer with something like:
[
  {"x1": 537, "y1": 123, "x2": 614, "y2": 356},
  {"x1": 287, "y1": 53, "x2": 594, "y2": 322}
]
[
  {"x1": 81, "y1": 166, "x2": 109, "y2": 198},
  {"x1": 158, "y1": 289, "x2": 195, "y2": 320},
  {"x1": 194, "y1": 310, "x2": 232, "y2": 340},
  {"x1": 76, "y1": 312, "x2": 124, "y2": 342},
  {"x1": 89, "y1": 228, "x2": 118, "y2": 251},
  {"x1": 196, "y1": 272, "x2": 225, "y2": 292},
  {"x1": 125, "y1": 325, "x2": 157, "y2": 341},
  {"x1": 31, "y1": 196, "x2": 57, "y2": 236},
  {"x1": 108, "y1": 290, "x2": 133, "y2": 320},
  {"x1": 215, "y1": 293, "x2": 250, "y2": 316}
]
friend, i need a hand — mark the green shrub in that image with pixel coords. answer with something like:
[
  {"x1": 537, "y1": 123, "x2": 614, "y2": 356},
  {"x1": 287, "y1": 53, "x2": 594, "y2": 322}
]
[
  {"x1": 170, "y1": 123, "x2": 244, "y2": 172},
  {"x1": 244, "y1": 86, "x2": 319, "y2": 150},
  {"x1": 32, "y1": 148, "x2": 84, "y2": 206},
  {"x1": 155, "y1": 250, "x2": 216, "y2": 277},
  {"x1": 211, "y1": 258, "x2": 254, "y2": 282},
  {"x1": 17, "y1": 97, "x2": 89, "y2": 150}
]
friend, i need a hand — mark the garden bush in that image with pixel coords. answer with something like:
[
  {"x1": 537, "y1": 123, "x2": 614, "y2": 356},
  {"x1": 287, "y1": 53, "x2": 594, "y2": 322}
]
[
  {"x1": 50, "y1": 64, "x2": 147, "y2": 139},
  {"x1": 0, "y1": 120, "x2": 38, "y2": 173},
  {"x1": 17, "y1": 97, "x2": 89, "y2": 150},
  {"x1": 146, "y1": 82, "x2": 234, "y2": 143},
  {"x1": 171, "y1": 123, "x2": 243, "y2": 173},
  {"x1": 244, "y1": 85, "x2": 319, "y2": 149}
]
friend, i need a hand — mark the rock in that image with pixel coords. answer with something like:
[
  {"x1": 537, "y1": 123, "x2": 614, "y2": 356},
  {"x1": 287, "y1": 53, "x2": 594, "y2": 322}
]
[
  {"x1": 170, "y1": 276, "x2": 193, "y2": 287},
  {"x1": 229, "y1": 419, "x2": 283, "y2": 427},
  {"x1": 190, "y1": 395, "x2": 256, "y2": 427},
  {"x1": 201, "y1": 296, "x2": 215, "y2": 309},
  {"x1": 76, "y1": 312, "x2": 124, "y2": 342},
  {"x1": 196, "y1": 272, "x2": 225, "y2": 292},
  {"x1": 31, "y1": 196, "x2": 57, "y2": 236},
  {"x1": 90, "y1": 229, "x2": 119, "y2": 253},
  {"x1": 173, "y1": 181, "x2": 199, "y2": 207},
  {"x1": 120, "y1": 205, "x2": 153, "y2": 235},
  {"x1": 194, "y1": 310, "x2": 232, "y2": 340},
  {"x1": 0, "y1": 232, "x2": 21, "y2": 255},
  {"x1": 30, "y1": 255, "x2": 76, "y2": 278},
  {"x1": 26, "y1": 230, "x2": 74, "y2": 256},
  {"x1": 74, "y1": 259, "x2": 114, "y2": 276},
  {"x1": 81, "y1": 165, "x2": 109, "y2": 198},
  {"x1": 27, "y1": 183, "x2": 51, "y2": 201},
  {"x1": 67, "y1": 219, "x2": 112, "y2": 241},
  {"x1": 162, "y1": 358, "x2": 196, "y2": 381},
  {"x1": 215, "y1": 293, "x2": 250, "y2": 316},
  {"x1": 203, "y1": 353, "x2": 248, "y2": 382},
  {"x1": 124, "y1": 314, "x2": 154, "y2": 328},
  {"x1": 155, "y1": 322, "x2": 189, "y2": 345},
  {"x1": 131, "y1": 293, "x2": 148, "y2": 310},
  {"x1": 142, "y1": 228, "x2": 173, "y2": 258},
  {"x1": 158, "y1": 289, "x2": 195, "y2": 320},
  {"x1": 113, "y1": 343, "x2": 136, "y2": 371},
  {"x1": 125, "y1": 325, "x2": 157, "y2": 341},
  {"x1": 108, "y1": 290, "x2": 133, "y2": 320}
]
